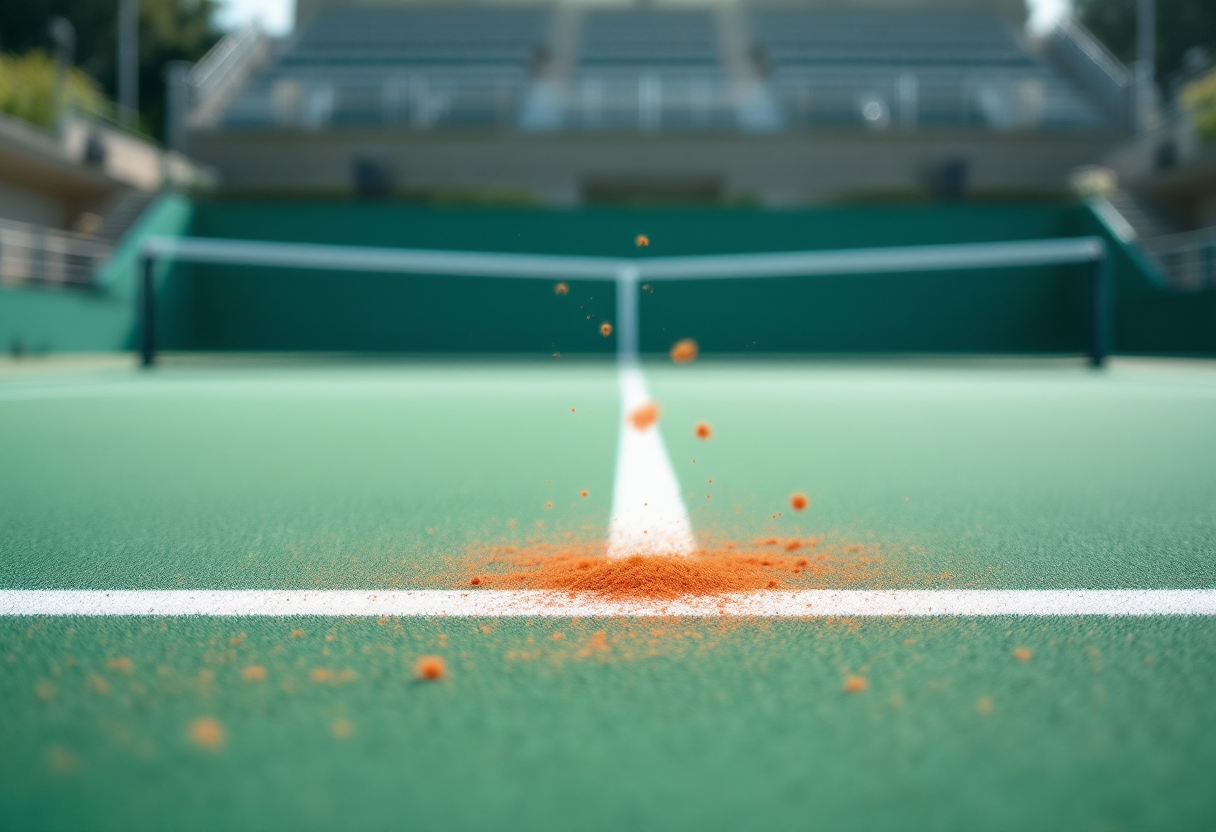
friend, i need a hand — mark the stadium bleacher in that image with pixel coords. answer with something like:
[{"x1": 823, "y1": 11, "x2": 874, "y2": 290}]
[
  {"x1": 214, "y1": 3, "x2": 1116, "y2": 134},
  {"x1": 223, "y1": 5, "x2": 551, "y2": 129},
  {"x1": 749, "y1": 7, "x2": 1109, "y2": 129},
  {"x1": 570, "y1": 8, "x2": 733, "y2": 131}
]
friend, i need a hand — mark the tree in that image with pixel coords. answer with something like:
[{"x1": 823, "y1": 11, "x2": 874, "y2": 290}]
[
  {"x1": 0, "y1": 50, "x2": 108, "y2": 129},
  {"x1": 1075, "y1": 0, "x2": 1216, "y2": 96},
  {"x1": 0, "y1": 0, "x2": 221, "y2": 139}
]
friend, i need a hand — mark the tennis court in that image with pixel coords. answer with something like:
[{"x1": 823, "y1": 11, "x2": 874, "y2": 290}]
[{"x1": 3, "y1": 353, "x2": 1215, "y2": 830}]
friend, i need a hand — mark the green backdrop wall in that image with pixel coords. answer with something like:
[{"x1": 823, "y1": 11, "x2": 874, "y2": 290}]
[{"x1": 2, "y1": 198, "x2": 1212, "y2": 357}]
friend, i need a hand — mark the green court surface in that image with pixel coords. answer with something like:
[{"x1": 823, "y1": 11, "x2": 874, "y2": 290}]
[{"x1": 2, "y1": 358, "x2": 1215, "y2": 831}]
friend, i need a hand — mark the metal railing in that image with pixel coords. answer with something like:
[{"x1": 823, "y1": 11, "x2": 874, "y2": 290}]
[
  {"x1": 563, "y1": 73, "x2": 736, "y2": 131},
  {"x1": 771, "y1": 69, "x2": 1106, "y2": 130},
  {"x1": 0, "y1": 219, "x2": 110, "y2": 290},
  {"x1": 223, "y1": 71, "x2": 528, "y2": 129},
  {"x1": 1046, "y1": 20, "x2": 1132, "y2": 128},
  {"x1": 1141, "y1": 227, "x2": 1216, "y2": 291},
  {"x1": 187, "y1": 26, "x2": 270, "y2": 127}
]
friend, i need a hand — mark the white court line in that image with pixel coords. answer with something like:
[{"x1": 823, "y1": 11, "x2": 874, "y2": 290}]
[
  {"x1": 606, "y1": 364, "x2": 697, "y2": 558},
  {"x1": 2, "y1": 590, "x2": 1214, "y2": 617}
]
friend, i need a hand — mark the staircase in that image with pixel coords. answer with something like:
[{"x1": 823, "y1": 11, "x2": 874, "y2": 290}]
[
  {"x1": 94, "y1": 190, "x2": 158, "y2": 247},
  {"x1": 1103, "y1": 190, "x2": 1216, "y2": 291},
  {"x1": 1105, "y1": 189, "x2": 1177, "y2": 239}
]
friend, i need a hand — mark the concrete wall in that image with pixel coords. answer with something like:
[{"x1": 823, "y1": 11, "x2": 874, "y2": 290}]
[{"x1": 187, "y1": 128, "x2": 1123, "y2": 205}]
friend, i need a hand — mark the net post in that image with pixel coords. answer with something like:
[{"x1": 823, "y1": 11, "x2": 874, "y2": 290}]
[
  {"x1": 616, "y1": 263, "x2": 640, "y2": 363},
  {"x1": 140, "y1": 252, "x2": 156, "y2": 368},
  {"x1": 1087, "y1": 243, "x2": 1111, "y2": 369}
]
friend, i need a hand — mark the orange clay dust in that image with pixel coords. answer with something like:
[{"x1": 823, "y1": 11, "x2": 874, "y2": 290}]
[
  {"x1": 416, "y1": 656, "x2": 446, "y2": 680},
  {"x1": 694, "y1": 421, "x2": 712, "y2": 440},
  {"x1": 635, "y1": 234, "x2": 650, "y2": 247},
  {"x1": 463, "y1": 538, "x2": 886, "y2": 600},
  {"x1": 629, "y1": 401, "x2": 660, "y2": 431},
  {"x1": 189, "y1": 717, "x2": 225, "y2": 750},
  {"x1": 669, "y1": 338, "x2": 699, "y2": 364},
  {"x1": 789, "y1": 493, "x2": 809, "y2": 511},
  {"x1": 554, "y1": 282, "x2": 569, "y2": 295},
  {"x1": 600, "y1": 322, "x2": 613, "y2": 337}
]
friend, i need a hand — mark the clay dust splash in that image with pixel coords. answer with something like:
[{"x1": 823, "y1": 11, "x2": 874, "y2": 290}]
[{"x1": 460, "y1": 538, "x2": 886, "y2": 600}]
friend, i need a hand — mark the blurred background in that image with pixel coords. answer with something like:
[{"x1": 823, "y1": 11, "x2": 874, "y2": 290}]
[{"x1": 1, "y1": 0, "x2": 1214, "y2": 357}]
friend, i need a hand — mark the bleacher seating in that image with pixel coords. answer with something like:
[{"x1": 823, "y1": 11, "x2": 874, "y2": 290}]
[
  {"x1": 223, "y1": 5, "x2": 551, "y2": 129},
  {"x1": 570, "y1": 9, "x2": 735, "y2": 131},
  {"x1": 579, "y1": 8, "x2": 721, "y2": 67},
  {"x1": 749, "y1": 6, "x2": 1110, "y2": 129},
  {"x1": 213, "y1": 3, "x2": 1119, "y2": 133}
]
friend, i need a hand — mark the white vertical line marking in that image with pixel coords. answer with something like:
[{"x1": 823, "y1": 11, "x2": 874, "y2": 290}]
[{"x1": 606, "y1": 363, "x2": 697, "y2": 558}]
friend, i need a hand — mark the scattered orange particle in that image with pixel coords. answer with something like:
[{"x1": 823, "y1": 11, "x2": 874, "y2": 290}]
[
  {"x1": 88, "y1": 674, "x2": 109, "y2": 695},
  {"x1": 843, "y1": 675, "x2": 869, "y2": 693},
  {"x1": 635, "y1": 234, "x2": 649, "y2": 247},
  {"x1": 331, "y1": 718, "x2": 354, "y2": 740},
  {"x1": 579, "y1": 630, "x2": 611, "y2": 657},
  {"x1": 580, "y1": 489, "x2": 589, "y2": 497},
  {"x1": 46, "y1": 746, "x2": 79, "y2": 774},
  {"x1": 290, "y1": 629, "x2": 304, "y2": 639},
  {"x1": 107, "y1": 657, "x2": 133, "y2": 674},
  {"x1": 600, "y1": 322, "x2": 613, "y2": 337},
  {"x1": 416, "y1": 656, "x2": 446, "y2": 681},
  {"x1": 629, "y1": 401, "x2": 660, "y2": 431},
  {"x1": 790, "y1": 493, "x2": 809, "y2": 511},
  {"x1": 470, "y1": 576, "x2": 482, "y2": 586},
  {"x1": 473, "y1": 548, "x2": 869, "y2": 599},
  {"x1": 35, "y1": 680, "x2": 56, "y2": 701},
  {"x1": 1013, "y1": 647, "x2": 1033, "y2": 662},
  {"x1": 310, "y1": 668, "x2": 334, "y2": 683},
  {"x1": 669, "y1": 338, "x2": 699, "y2": 364},
  {"x1": 554, "y1": 282, "x2": 569, "y2": 295},
  {"x1": 976, "y1": 696, "x2": 995, "y2": 716},
  {"x1": 544, "y1": 501, "x2": 553, "y2": 509},
  {"x1": 551, "y1": 632, "x2": 564, "y2": 641},
  {"x1": 241, "y1": 665, "x2": 267, "y2": 682},
  {"x1": 189, "y1": 717, "x2": 225, "y2": 750},
  {"x1": 694, "y1": 421, "x2": 712, "y2": 440}
]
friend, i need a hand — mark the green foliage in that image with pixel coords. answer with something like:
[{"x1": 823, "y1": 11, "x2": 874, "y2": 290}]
[
  {"x1": 1181, "y1": 68, "x2": 1216, "y2": 141},
  {"x1": 0, "y1": 49, "x2": 107, "y2": 129},
  {"x1": 1075, "y1": 0, "x2": 1216, "y2": 88},
  {"x1": 0, "y1": 0, "x2": 221, "y2": 140}
]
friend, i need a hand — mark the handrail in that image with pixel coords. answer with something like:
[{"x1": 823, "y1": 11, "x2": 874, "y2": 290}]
[
  {"x1": 1053, "y1": 19, "x2": 1131, "y2": 88},
  {"x1": 0, "y1": 218, "x2": 111, "y2": 289}
]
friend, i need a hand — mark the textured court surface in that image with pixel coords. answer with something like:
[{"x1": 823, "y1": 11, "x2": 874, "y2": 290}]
[{"x1": 2, "y1": 358, "x2": 1215, "y2": 831}]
